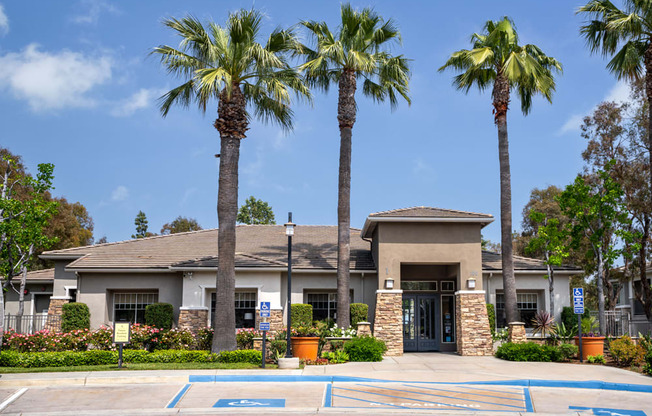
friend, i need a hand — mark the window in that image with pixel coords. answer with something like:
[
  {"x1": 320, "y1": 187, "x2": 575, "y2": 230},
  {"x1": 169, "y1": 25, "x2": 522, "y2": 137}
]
[
  {"x1": 307, "y1": 293, "x2": 337, "y2": 321},
  {"x1": 113, "y1": 293, "x2": 158, "y2": 324},
  {"x1": 441, "y1": 281, "x2": 455, "y2": 292},
  {"x1": 401, "y1": 281, "x2": 438, "y2": 291},
  {"x1": 33, "y1": 294, "x2": 50, "y2": 314},
  {"x1": 495, "y1": 292, "x2": 539, "y2": 328},
  {"x1": 211, "y1": 291, "x2": 256, "y2": 328},
  {"x1": 612, "y1": 282, "x2": 626, "y2": 306}
]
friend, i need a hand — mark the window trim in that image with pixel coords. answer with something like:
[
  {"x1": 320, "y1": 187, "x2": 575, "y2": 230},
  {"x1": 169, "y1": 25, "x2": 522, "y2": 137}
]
[{"x1": 112, "y1": 291, "x2": 159, "y2": 324}]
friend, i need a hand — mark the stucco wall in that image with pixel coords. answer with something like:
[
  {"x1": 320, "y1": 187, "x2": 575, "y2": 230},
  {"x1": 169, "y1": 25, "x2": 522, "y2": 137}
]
[
  {"x1": 482, "y1": 272, "x2": 571, "y2": 322},
  {"x1": 4, "y1": 283, "x2": 53, "y2": 315},
  {"x1": 375, "y1": 222, "x2": 483, "y2": 291},
  {"x1": 53, "y1": 260, "x2": 77, "y2": 297},
  {"x1": 77, "y1": 272, "x2": 183, "y2": 329}
]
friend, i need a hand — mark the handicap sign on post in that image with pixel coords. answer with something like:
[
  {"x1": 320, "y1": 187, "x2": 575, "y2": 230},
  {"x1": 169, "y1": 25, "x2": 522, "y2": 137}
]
[
  {"x1": 213, "y1": 399, "x2": 285, "y2": 408},
  {"x1": 259, "y1": 322, "x2": 270, "y2": 331},
  {"x1": 259, "y1": 301, "x2": 271, "y2": 317},
  {"x1": 573, "y1": 287, "x2": 584, "y2": 314}
]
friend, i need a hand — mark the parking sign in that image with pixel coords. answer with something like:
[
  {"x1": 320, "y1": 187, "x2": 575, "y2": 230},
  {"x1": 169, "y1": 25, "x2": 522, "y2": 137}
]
[
  {"x1": 260, "y1": 302, "x2": 271, "y2": 317},
  {"x1": 573, "y1": 287, "x2": 584, "y2": 314},
  {"x1": 259, "y1": 322, "x2": 270, "y2": 331}
]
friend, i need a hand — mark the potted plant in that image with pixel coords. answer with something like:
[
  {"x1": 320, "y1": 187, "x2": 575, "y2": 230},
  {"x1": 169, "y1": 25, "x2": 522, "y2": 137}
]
[
  {"x1": 574, "y1": 316, "x2": 605, "y2": 361},
  {"x1": 291, "y1": 326, "x2": 320, "y2": 360}
]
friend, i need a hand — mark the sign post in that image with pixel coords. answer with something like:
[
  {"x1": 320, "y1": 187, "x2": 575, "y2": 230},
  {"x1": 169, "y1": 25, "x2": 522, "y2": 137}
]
[
  {"x1": 573, "y1": 288, "x2": 584, "y2": 363},
  {"x1": 259, "y1": 302, "x2": 271, "y2": 368},
  {"x1": 113, "y1": 321, "x2": 131, "y2": 368}
]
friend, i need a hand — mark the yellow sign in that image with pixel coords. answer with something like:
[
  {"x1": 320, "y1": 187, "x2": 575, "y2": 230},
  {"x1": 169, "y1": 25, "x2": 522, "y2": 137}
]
[{"x1": 113, "y1": 322, "x2": 131, "y2": 344}]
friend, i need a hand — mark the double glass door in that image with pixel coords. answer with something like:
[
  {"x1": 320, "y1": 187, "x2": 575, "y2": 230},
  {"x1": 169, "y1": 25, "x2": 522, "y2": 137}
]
[{"x1": 402, "y1": 294, "x2": 440, "y2": 352}]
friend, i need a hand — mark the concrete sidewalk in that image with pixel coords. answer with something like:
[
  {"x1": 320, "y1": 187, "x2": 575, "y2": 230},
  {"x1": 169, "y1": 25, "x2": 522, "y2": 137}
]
[{"x1": 0, "y1": 353, "x2": 650, "y2": 387}]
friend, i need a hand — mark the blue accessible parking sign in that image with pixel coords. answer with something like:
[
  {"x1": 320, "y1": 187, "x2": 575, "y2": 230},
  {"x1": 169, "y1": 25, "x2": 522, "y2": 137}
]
[
  {"x1": 259, "y1": 322, "x2": 270, "y2": 331},
  {"x1": 573, "y1": 287, "x2": 584, "y2": 314},
  {"x1": 260, "y1": 302, "x2": 271, "y2": 317},
  {"x1": 213, "y1": 399, "x2": 285, "y2": 408}
]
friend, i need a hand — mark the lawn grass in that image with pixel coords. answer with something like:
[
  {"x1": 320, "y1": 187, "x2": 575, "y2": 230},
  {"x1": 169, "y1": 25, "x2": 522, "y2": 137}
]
[{"x1": 0, "y1": 362, "x2": 276, "y2": 374}]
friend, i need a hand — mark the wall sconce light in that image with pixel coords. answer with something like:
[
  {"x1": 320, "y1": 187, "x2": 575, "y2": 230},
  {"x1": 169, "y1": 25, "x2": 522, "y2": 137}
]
[
  {"x1": 467, "y1": 278, "x2": 476, "y2": 290},
  {"x1": 385, "y1": 278, "x2": 394, "y2": 290},
  {"x1": 244, "y1": 313, "x2": 254, "y2": 320}
]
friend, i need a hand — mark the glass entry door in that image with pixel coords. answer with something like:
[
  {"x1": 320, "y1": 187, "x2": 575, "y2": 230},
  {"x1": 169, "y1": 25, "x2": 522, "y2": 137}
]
[{"x1": 402, "y1": 294, "x2": 440, "y2": 352}]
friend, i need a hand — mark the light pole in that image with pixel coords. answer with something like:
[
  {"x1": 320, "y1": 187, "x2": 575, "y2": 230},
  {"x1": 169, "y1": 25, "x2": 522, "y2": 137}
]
[{"x1": 284, "y1": 212, "x2": 295, "y2": 358}]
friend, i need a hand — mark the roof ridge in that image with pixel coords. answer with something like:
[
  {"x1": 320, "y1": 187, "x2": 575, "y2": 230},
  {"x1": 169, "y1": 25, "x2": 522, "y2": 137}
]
[{"x1": 370, "y1": 206, "x2": 492, "y2": 218}]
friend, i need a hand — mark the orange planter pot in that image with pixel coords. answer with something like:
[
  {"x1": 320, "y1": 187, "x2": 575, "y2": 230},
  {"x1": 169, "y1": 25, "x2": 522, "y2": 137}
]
[
  {"x1": 291, "y1": 337, "x2": 319, "y2": 360},
  {"x1": 574, "y1": 336, "x2": 605, "y2": 361}
]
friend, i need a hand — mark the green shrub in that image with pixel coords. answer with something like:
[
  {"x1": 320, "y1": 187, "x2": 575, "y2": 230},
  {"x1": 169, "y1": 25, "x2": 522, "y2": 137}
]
[
  {"x1": 644, "y1": 350, "x2": 652, "y2": 375},
  {"x1": 344, "y1": 336, "x2": 387, "y2": 362},
  {"x1": 144, "y1": 303, "x2": 174, "y2": 329},
  {"x1": 291, "y1": 304, "x2": 313, "y2": 327},
  {"x1": 561, "y1": 306, "x2": 589, "y2": 331},
  {"x1": 196, "y1": 327, "x2": 213, "y2": 350},
  {"x1": 216, "y1": 349, "x2": 261, "y2": 365},
  {"x1": 486, "y1": 303, "x2": 496, "y2": 336},
  {"x1": 269, "y1": 340, "x2": 287, "y2": 360},
  {"x1": 495, "y1": 342, "x2": 562, "y2": 362},
  {"x1": 558, "y1": 343, "x2": 578, "y2": 361},
  {"x1": 235, "y1": 328, "x2": 261, "y2": 350},
  {"x1": 61, "y1": 303, "x2": 90, "y2": 332},
  {"x1": 609, "y1": 335, "x2": 644, "y2": 367},
  {"x1": 587, "y1": 354, "x2": 606, "y2": 364},
  {"x1": 350, "y1": 304, "x2": 368, "y2": 326}
]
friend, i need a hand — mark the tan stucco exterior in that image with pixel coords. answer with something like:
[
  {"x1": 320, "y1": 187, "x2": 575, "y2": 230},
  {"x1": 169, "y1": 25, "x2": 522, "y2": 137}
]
[{"x1": 374, "y1": 222, "x2": 484, "y2": 290}]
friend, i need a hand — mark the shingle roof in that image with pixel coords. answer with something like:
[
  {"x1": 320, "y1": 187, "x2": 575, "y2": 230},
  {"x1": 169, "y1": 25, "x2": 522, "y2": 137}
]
[
  {"x1": 369, "y1": 206, "x2": 494, "y2": 219},
  {"x1": 24, "y1": 268, "x2": 55, "y2": 281},
  {"x1": 481, "y1": 251, "x2": 581, "y2": 272},
  {"x1": 43, "y1": 226, "x2": 375, "y2": 271}
]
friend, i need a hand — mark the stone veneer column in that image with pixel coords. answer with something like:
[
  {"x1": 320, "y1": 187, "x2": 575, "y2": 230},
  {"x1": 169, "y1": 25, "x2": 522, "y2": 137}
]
[
  {"x1": 254, "y1": 309, "x2": 284, "y2": 334},
  {"x1": 508, "y1": 322, "x2": 527, "y2": 344},
  {"x1": 372, "y1": 290, "x2": 403, "y2": 356},
  {"x1": 178, "y1": 308, "x2": 209, "y2": 331},
  {"x1": 455, "y1": 291, "x2": 493, "y2": 356},
  {"x1": 356, "y1": 321, "x2": 372, "y2": 337},
  {"x1": 45, "y1": 297, "x2": 69, "y2": 332}
]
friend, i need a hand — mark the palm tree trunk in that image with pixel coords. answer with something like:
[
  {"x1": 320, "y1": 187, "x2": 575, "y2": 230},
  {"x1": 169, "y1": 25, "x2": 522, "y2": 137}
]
[
  {"x1": 493, "y1": 73, "x2": 518, "y2": 324},
  {"x1": 212, "y1": 84, "x2": 248, "y2": 353},
  {"x1": 336, "y1": 69, "x2": 357, "y2": 328}
]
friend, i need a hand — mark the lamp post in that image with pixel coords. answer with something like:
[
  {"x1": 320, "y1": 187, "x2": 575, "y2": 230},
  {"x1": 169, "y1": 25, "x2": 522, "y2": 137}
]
[{"x1": 284, "y1": 212, "x2": 295, "y2": 358}]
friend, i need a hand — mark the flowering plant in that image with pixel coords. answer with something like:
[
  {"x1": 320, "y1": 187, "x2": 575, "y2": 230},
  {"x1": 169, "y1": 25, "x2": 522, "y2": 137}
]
[
  {"x1": 236, "y1": 328, "x2": 261, "y2": 349},
  {"x1": 293, "y1": 326, "x2": 320, "y2": 337},
  {"x1": 328, "y1": 324, "x2": 357, "y2": 338}
]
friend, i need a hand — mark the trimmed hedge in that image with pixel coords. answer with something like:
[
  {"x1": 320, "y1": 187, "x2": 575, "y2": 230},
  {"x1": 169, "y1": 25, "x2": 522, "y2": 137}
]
[
  {"x1": 145, "y1": 303, "x2": 174, "y2": 329},
  {"x1": 350, "y1": 303, "x2": 368, "y2": 326},
  {"x1": 486, "y1": 303, "x2": 496, "y2": 336},
  {"x1": 344, "y1": 336, "x2": 387, "y2": 362},
  {"x1": 0, "y1": 349, "x2": 262, "y2": 368},
  {"x1": 291, "y1": 304, "x2": 313, "y2": 327},
  {"x1": 496, "y1": 342, "x2": 562, "y2": 362},
  {"x1": 61, "y1": 303, "x2": 90, "y2": 332}
]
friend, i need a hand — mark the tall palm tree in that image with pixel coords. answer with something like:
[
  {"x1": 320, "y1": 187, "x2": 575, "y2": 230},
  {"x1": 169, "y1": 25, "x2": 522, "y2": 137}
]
[
  {"x1": 297, "y1": 4, "x2": 410, "y2": 328},
  {"x1": 578, "y1": 0, "x2": 652, "y2": 334},
  {"x1": 152, "y1": 10, "x2": 309, "y2": 353},
  {"x1": 439, "y1": 18, "x2": 562, "y2": 325}
]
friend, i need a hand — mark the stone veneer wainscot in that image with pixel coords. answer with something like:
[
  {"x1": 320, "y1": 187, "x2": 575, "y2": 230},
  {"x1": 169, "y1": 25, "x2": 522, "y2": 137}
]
[
  {"x1": 372, "y1": 290, "x2": 403, "y2": 356},
  {"x1": 455, "y1": 291, "x2": 493, "y2": 356},
  {"x1": 178, "y1": 308, "x2": 209, "y2": 331}
]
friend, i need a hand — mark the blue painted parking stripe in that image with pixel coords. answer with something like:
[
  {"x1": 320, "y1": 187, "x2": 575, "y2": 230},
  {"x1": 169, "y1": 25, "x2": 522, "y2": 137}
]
[
  {"x1": 324, "y1": 383, "x2": 332, "y2": 408},
  {"x1": 332, "y1": 393, "x2": 411, "y2": 409},
  {"x1": 403, "y1": 384, "x2": 525, "y2": 402},
  {"x1": 166, "y1": 384, "x2": 191, "y2": 409},
  {"x1": 458, "y1": 385, "x2": 524, "y2": 395},
  {"x1": 524, "y1": 387, "x2": 534, "y2": 413},
  {"x1": 355, "y1": 384, "x2": 525, "y2": 410},
  {"x1": 336, "y1": 386, "x2": 479, "y2": 410}
]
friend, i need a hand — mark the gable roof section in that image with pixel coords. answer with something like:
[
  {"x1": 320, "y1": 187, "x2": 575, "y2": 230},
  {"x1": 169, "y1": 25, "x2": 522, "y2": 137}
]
[
  {"x1": 362, "y1": 206, "x2": 494, "y2": 238},
  {"x1": 481, "y1": 250, "x2": 581, "y2": 272},
  {"x1": 43, "y1": 226, "x2": 375, "y2": 272}
]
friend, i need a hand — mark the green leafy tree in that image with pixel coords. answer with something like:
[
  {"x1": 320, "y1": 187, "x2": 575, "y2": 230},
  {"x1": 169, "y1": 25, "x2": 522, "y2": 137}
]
[
  {"x1": 152, "y1": 10, "x2": 310, "y2": 352},
  {"x1": 131, "y1": 210, "x2": 154, "y2": 239},
  {"x1": 160, "y1": 216, "x2": 202, "y2": 235},
  {"x1": 526, "y1": 211, "x2": 570, "y2": 317},
  {"x1": 440, "y1": 17, "x2": 562, "y2": 324},
  {"x1": 558, "y1": 163, "x2": 637, "y2": 334},
  {"x1": 297, "y1": 4, "x2": 410, "y2": 327},
  {"x1": 237, "y1": 196, "x2": 276, "y2": 225}
]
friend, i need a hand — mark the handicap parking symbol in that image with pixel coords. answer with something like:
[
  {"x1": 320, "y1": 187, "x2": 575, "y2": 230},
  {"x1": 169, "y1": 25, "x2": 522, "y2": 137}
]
[{"x1": 214, "y1": 399, "x2": 285, "y2": 408}]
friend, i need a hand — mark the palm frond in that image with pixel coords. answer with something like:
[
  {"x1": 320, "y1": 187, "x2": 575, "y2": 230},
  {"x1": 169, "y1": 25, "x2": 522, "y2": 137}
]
[
  {"x1": 158, "y1": 80, "x2": 197, "y2": 117},
  {"x1": 606, "y1": 39, "x2": 646, "y2": 79}
]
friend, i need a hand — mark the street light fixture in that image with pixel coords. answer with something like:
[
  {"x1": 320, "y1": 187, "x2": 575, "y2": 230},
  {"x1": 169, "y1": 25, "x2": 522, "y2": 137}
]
[{"x1": 284, "y1": 212, "x2": 295, "y2": 358}]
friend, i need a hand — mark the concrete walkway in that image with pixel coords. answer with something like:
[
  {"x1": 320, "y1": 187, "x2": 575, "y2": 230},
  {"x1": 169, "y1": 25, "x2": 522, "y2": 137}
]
[{"x1": 0, "y1": 353, "x2": 650, "y2": 415}]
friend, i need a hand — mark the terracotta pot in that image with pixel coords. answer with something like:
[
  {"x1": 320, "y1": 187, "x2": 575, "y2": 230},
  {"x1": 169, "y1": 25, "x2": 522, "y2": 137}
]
[
  {"x1": 291, "y1": 336, "x2": 319, "y2": 360},
  {"x1": 574, "y1": 336, "x2": 605, "y2": 361}
]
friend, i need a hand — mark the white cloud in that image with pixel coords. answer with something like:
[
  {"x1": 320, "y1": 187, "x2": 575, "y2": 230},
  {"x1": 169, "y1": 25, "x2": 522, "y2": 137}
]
[
  {"x1": 559, "y1": 114, "x2": 585, "y2": 134},
  {"x1": 72, "y1": 0, "x2": 118, "y2": 25},
  {"x1": 111, "y1": 185, "x2": 129, "y2": 201},
  {"x1": 180, "y1": 187, "x2": 197, "y2": 206},
  {"x1": 0, "y1": 44, "x2": 112, "y2": 111},
  {"x1": 0, "y1": 4, "x2": 9, "y2": 36},
  {"x1": 111, "y1": 88, "x2": 165, "y2": 117},
  {"x1": 605, "y1": 80, "x2": 630, "y2": 103},
  {"x1": 413, "y1": 158, "x2": 435, "y2": 181}
]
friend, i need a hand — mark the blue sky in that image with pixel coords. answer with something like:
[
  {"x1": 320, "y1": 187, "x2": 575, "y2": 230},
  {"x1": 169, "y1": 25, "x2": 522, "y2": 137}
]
[{"x1": 0, "y1": 1, "x2": 630, "y2": 244}]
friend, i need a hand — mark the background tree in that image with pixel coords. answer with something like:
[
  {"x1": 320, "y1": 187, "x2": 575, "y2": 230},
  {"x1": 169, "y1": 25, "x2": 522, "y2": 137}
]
[
  {"x1": 95, "y1": 236, "x2": 108, "y2": 245},
  {"x1": 237, "y1": 196, "x2": 276, "y2": 225},
  {"x1": 160, "y1": 216, "x2": 202, "y2": 235},
  {"x1": 153, "y1": 10, "x2": 310, "y2": 352},
  {"x1": 132, "y1": 210, "x2": 154, "y2": 239},
  {"x1": 440, "y1": 17, "x2": 562, "y2": 324},
  {"x1": 298, "y1": 3, "x2": 410, "y2": 327}
]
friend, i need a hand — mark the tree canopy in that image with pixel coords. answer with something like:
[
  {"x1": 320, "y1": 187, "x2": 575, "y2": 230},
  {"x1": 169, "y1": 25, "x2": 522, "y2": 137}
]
[
  {"x1": 161, "y1": 216, "x2": 202, "y2": 234},
  {"x1": 237, "y1": 196, "x2": 276, "y2": 225}
]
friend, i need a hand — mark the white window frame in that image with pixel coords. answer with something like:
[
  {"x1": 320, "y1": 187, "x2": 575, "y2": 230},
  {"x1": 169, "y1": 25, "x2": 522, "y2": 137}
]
[{"x1": 112, "y1": 292, "x2": 159, "y2": 324}]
